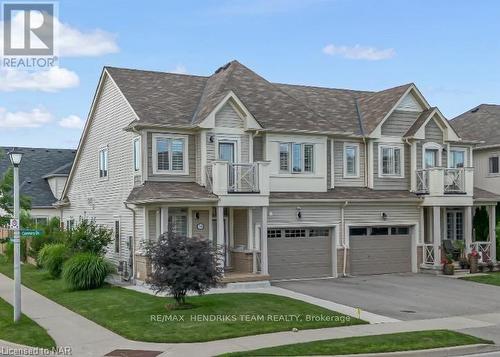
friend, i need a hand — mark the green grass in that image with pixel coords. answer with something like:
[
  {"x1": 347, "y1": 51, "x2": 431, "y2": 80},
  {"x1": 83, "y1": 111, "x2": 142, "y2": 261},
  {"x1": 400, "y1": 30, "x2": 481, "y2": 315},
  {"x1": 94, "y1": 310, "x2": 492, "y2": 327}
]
[
  {"x1": 221, "y1": 330, "x2": 492, "y2": 356},
  {"x1": 461, "y1": 272, "x2": 500, "y2": 286},
  {"x1": 0, "y1": 256, "x2": 365, "y2": 343},
  {"x1": 0, "y1": 296, "x2": 56, "y2": 349}
]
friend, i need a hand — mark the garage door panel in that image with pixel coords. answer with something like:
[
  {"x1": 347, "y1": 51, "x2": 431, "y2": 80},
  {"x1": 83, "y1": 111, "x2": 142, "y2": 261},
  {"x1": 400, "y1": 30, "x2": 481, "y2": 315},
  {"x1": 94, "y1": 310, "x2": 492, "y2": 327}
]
[
  {"x1": 268, "y1": 230, "x2": 332, "y2": 280},
  {"x1": 350, "y1": 231, "x2": 411, "y2": 275}
]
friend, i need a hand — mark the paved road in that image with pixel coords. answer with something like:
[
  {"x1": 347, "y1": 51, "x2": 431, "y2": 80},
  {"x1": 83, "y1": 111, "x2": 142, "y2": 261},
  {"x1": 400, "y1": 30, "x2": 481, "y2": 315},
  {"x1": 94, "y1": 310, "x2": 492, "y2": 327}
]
[{"x1": 274, "y1": 273, "x2": 500, "y2": 321}]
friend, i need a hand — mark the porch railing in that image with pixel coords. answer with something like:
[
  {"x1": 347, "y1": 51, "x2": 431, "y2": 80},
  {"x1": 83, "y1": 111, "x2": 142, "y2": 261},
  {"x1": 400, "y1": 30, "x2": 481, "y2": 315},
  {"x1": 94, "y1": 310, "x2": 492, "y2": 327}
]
[
  {"x1": 444, "y1": 168, "x2": 465, "y2": 193},
  {"x1": 416, "y1": 169, "x2": 429, "y2": 193},
  {"x1": 470, "y1": 241, "x2": 492, "y2": 262},
  {"x1": 423, "y1": 243, "x2": 435, "y2": 265},
  {"x1": 205, "y1": 164, "x2": 213, "y2": 192},
  {"x1": 228, "y1": 163, "x2": 259, "y2": 193}
]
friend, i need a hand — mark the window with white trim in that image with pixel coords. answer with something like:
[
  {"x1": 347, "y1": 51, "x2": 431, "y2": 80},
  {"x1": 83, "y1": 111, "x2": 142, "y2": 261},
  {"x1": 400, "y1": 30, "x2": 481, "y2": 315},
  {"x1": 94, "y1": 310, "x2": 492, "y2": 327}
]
[
  {"x1": 344, "y1": 144, "x2": 359, "y2": 177},
  {"x1": 277, "y1": 143, "x2": 314, "y2": 174},
  {"x1": 380, "y1": 145, "x2": 403, "y2": 177},
  {"x1": 153, "y1": 135, "x2": 188, "y2": 174},
  {"x1": 133, "y1": 137, "x2": 141, "y2": 172},
  {"x1": 450, "y1": 149, "x2": 465, "y2": 168},
  {"x1": 98, "y1": 147, "x2": 108, "y2": 178},
  {"x1": 489, "y1": 156, "x2": 499, "y2": 174}
]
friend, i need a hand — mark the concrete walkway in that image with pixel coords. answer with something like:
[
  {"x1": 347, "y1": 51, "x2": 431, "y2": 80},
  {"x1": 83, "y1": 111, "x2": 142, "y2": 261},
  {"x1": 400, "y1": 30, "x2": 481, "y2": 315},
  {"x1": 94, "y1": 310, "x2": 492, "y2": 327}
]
[{"x1": 0, "y1": 273, "x2": 498, "y2": 357}]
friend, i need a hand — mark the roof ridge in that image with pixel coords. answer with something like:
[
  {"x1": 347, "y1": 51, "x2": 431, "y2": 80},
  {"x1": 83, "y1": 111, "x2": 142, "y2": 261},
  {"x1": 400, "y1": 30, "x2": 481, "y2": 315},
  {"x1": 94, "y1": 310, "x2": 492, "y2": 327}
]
[
  {"x1": 274, "y1": 82, "x2": 374, "y2": 94},
  {"x1": 105, "y1": 66, "x2": 208, "y2": 79},
  {"x1": 0, "y1": 146, "x2": 76, "y2": 151}
]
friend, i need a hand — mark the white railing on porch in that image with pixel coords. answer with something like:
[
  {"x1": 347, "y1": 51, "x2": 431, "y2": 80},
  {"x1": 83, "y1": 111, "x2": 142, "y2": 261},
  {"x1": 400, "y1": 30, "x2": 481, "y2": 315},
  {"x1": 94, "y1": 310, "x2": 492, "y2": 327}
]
[
  {"x1": 444, "y1": 168, "x2": 465, "y2": 193},
  {"x1": 415, "y1": 167, "x2": 472, "y2": 196},
  {"x1": 423, "y1": 243, "x2": 435, "y2": 265},
  {"x1": 470, "y1": 242, "x2": 492, "y2": 262},
  {"x1": 205, "y1": 164, "x2": 213, "y2": 192},
  {"x1": 228, "y1": 163, "x2": 259, "y2": 193}
]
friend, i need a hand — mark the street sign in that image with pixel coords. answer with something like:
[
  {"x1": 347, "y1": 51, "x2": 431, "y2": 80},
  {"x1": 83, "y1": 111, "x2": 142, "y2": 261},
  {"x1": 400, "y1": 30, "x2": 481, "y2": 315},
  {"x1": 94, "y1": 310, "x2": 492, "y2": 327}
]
[
  {"x1": 9, "y1": 218, "x2": 19, "y2": 230},
  {"x1": 20, "y1": 229, "x2": 43, "y2": 237}
]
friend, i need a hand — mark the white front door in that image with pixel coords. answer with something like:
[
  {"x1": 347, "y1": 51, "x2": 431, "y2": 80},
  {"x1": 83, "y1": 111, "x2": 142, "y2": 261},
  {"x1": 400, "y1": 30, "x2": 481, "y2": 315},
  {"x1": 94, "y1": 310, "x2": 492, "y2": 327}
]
[{"x1": 446, "y1": 209, "x2": 464, "y2": 241}]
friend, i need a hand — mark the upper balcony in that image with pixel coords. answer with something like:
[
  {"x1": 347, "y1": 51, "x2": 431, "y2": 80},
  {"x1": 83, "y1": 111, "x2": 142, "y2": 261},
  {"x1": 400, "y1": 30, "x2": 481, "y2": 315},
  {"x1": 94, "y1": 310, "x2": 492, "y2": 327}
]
[
  {"x1": 205, "y1": 161, "x2": 270, "y2": 206},
  {"x1": 415, "y1": 167, "x2": 474, "y2": 205}
]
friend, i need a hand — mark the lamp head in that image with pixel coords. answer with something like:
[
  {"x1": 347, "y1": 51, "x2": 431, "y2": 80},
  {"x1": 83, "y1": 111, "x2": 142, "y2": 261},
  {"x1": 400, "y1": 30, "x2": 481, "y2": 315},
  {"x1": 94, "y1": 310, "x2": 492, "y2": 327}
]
[{"x1": 8, "y1": 149, "x2": 23, "y2": 167}]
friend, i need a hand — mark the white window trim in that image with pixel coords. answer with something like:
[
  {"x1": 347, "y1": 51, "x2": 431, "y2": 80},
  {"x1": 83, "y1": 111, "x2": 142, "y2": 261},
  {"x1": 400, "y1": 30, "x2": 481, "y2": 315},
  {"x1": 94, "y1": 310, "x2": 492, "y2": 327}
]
[
  {"x1": 98, "y1": 146, "x2": 109, "y2": 180},
  {"x1": 132, "y1": 136, "x2": 141, "y2": 173},
  {"x1": 216, "y1": 136, "x2": 241, "y2": 163},
  {"x1": 488, "y1": 153, "x2": 500, "y2": 176},
  {"x1": 152, "y1": 133, "x2": 189, "y2": 175},
  {"x1": 422, "y1": 142, "x2": 443, "y2": 168},
  {"x1": 277, "y1": 141, "x2": 315, "y2": 175},
  {"x1": 448, "y1": 147, "x2": 467, "y2": 168},
  {"x1": 343, "y1": 142, "x2": 360, "y2": 178},
  {"x1": 378, "y1": 143, "x2": 405, "y2": 178}
]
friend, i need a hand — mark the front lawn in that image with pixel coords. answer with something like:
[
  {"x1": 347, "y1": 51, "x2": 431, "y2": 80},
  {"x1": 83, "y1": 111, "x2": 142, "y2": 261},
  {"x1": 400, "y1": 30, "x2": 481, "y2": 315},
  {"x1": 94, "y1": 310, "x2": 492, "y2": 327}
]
[
  {"x1": 222, "y1": 330, "x2": 492, "y2": 356},
  {"x1": 0, "y1": 296, "x2": 56, "y2": 349},
  {"x1": 0, "y1": 256, "x2": 365, "y2": 342},
  {"x1": 461, "y1": 272, "x2": 500, "y2": 287}
]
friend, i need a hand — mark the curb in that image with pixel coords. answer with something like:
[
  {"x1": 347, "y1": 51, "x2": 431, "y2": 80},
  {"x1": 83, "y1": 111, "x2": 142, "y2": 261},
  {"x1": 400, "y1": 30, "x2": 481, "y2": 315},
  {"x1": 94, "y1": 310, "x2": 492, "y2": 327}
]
[{"x1": 338, "y1": 343, "x2": 499, "y2": 357}]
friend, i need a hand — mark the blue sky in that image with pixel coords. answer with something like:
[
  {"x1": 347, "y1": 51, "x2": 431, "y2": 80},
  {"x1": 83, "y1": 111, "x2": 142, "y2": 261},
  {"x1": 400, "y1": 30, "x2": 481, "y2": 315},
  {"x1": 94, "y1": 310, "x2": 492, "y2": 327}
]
[{"x1": 1, "y1": 0, "x2": 500, "y2": 149}]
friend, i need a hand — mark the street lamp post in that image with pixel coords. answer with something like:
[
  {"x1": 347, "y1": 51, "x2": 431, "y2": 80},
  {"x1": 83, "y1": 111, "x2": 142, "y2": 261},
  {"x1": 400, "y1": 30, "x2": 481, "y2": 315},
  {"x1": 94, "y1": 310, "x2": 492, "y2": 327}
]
[{"x1": 8, "y1": 149, "x2": 23, "y2": 323}]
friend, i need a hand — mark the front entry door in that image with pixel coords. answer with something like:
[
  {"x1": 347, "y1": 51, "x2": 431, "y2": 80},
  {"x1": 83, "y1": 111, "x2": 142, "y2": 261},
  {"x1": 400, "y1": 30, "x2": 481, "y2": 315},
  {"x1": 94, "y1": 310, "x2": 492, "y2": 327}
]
[{"x1": 219, "y1": 141, "x2": 236, "y2": 187}]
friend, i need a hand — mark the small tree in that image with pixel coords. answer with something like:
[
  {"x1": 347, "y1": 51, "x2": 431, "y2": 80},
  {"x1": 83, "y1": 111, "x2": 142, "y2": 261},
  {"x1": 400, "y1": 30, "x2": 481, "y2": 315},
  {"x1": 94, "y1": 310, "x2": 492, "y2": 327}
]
[
  {"x1": 146, "y1": 230, "x2": 223, "y2": 307},
  {"x1": 473, "y1": 206, "x2": 489, "y2": 241},
  {"x1": 65, "y1": 218, "x2": 113, "y2": 256}
]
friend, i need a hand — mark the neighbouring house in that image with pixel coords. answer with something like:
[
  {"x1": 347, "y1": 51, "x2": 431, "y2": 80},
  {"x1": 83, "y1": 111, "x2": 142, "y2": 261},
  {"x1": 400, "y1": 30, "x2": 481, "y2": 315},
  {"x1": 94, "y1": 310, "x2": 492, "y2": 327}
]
[
  {"x1": 0, "y1": 147, "x2": 76, "y2": 225},
  {"x1": 57, "y1": 60, "x2": 499, "y2": 283},
  {"x1": 451, "y1": 105, "x2": 500, "y2": 198}
]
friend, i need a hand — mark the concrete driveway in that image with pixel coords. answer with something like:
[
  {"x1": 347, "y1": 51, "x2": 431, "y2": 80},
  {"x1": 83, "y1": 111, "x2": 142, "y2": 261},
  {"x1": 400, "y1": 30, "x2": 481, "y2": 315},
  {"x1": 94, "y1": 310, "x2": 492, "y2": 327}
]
[{"x1": 273, "y1": 273, "x2": 500, "y2": 321}]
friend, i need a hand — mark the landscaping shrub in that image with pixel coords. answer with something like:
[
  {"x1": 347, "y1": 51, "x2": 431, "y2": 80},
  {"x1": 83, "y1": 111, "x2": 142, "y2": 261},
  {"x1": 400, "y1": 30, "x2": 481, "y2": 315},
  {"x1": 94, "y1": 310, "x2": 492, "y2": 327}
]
[
  {"x1": 65, "y1": 219, "x2": 113, "y2": 255},
  {"x1": 146, "y1": 230, "x2": 223, "y2": 306},
  {"x1": 28, "y1": 217, "x2": 65, "y2": 262},
  {"x1": 38, "y1": 243, "x2": 69, "y2": 278},
  {"x1": 62, "y1": 253, "x2": 114, "y2": 290},
  {"x1": 4, "y1": 239, "x2": 27, "y2": 262}
]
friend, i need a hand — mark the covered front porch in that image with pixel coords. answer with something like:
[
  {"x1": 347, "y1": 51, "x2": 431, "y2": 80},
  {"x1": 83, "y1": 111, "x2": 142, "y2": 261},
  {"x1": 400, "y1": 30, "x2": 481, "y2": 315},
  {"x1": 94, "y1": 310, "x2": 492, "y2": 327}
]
[{"x1": 420, "y1": 203, "x2": 497, "y2": 270}]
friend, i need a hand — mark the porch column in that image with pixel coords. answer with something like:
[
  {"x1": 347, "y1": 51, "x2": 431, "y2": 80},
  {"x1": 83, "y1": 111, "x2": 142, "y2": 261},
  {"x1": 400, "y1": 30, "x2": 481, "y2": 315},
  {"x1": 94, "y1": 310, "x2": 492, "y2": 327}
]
[
  {"x1": 261, "y1": 206, "x2": 269, "y2": 275},
  {"x1": 433, "y1": 206, "x2": 441, "y2": 268},
  {"x1": 489, "y1": 205, "x2": 497, "y2": 262},
  {"x1": 247, "y1": 208, "x2": 254, "y2": 250},
  {"x1": 464, "y1": 206, "x2": 473, "y2": 254},
  {"x1": 217, "y1": 206, "x2": 225, "y2": 269}
]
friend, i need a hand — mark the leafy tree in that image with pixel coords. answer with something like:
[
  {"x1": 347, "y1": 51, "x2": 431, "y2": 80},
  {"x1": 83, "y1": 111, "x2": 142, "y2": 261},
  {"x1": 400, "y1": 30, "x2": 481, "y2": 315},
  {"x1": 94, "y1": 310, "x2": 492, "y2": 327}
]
[
  {"x1": 146, "y1": 230, "x2": 223, "y2": 307},
  {"x1": 473, "y1": 206, "x2": 490, "y2": 241},
  {"x1": 0, "y1": 149, "x2": 32, "y2": 226},
  {"x1": 65, "y1": 218, "x2": 113, "y2": 256},
  {"x1": 28, "y1": 217, "x2": 65, "y2": 261}
]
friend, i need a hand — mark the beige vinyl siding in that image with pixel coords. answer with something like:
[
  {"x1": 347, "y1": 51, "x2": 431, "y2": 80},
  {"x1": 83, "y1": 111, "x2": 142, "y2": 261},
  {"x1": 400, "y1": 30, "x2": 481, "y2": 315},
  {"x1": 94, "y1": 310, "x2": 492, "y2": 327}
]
[
  {"x1": 192, "y1": 209, "x2": 209, "y2": 239},
  {"x1": 147, "y1": 132, "x2": 196, "y2": 181},
  {"x1": 268, "y1": 205, "x2": 341, "y2": 226},
  {"x1": 334, "y1": 140, "x2": 365, "y2": 187},
  {"x1": 381, "y1": 110, "x2": 421, "y2": 137},
  {"x1": 345, "y1": 203, "x2": 420, "y2": 225},
  {"x1": 233, "y1": 209, "x2": 248, "y2": 247},
  {"x1": 253, "y1": 135, "x2": 264, "y2": 161},
  {"x1": 373, "y1": 142, "x2": 411, "y2": 190},
  {"x1": 215, "y1": 103, "x2": 244, "y2": 128},
  {"x1": 62, "y1": 75, "x2": 140, "y2": 265},
  {"x1": 206, "y1": 132, "x2": 250, "y2": 163},
  {"x1": 425, "y1": 118, "x2": 444, "y2": 143},
  {"x1": 148, "y1": 209, "x2": 157, "y2": 241}
]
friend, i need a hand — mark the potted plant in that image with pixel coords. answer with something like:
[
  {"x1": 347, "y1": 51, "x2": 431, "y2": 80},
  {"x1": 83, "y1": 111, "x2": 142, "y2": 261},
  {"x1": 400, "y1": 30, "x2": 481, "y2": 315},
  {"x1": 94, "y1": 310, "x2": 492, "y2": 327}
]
[
  {"x1": 468, "y1": 249, "x2": 479, "y2": 273},
  {"x1": 442, "y1": 254, "x2": 455, "y2": 275},
  {"x1": 455, "y1": 241, "x2": 468, "y2": 269}
]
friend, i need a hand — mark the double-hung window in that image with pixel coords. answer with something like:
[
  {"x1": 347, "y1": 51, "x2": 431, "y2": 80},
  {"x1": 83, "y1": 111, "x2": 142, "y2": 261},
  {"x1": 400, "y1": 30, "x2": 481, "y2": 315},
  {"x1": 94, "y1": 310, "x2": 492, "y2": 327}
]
[
  {"x1": 450, "y1": 149, "x2": 465, "y2": 168},
  {"x1": 278, "y1": 142, "x2": 314, "y2": 174},
  {"x1": 344, "y1": 144, "x2": 359, "y2": 177},
  {"x1": 153, "y1": 135, "x2": 188, "y2": 175},
  {"x1": 380, "y1": 145, "x2": 403, "y2": 177},
  {"x1": 98, "y1": 147, "x2": 108, "y2": 178},
  {"x1": 489, "y1": 156, "x2": 499, "y2": 175},
  {"x1": 133, "y1": 137, "x2": 141, "y2": 172}
]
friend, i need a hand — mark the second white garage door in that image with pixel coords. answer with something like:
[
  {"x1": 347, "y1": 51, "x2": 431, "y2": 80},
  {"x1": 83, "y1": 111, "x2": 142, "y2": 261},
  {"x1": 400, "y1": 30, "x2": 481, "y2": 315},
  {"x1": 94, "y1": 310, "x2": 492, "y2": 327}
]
[
  {"x1": 268, "y1": 227, "x2": 333, "y2": 280},
  {"x1": 349, "y1": 226, "x2": 412, "y2": 275}
]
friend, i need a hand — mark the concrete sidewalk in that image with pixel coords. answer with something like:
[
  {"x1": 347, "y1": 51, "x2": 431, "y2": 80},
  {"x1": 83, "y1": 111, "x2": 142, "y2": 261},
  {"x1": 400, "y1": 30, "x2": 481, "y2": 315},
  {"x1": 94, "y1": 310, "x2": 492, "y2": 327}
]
[{"x1": 0, "y1": 273, "x2": 498, "y2": 357}]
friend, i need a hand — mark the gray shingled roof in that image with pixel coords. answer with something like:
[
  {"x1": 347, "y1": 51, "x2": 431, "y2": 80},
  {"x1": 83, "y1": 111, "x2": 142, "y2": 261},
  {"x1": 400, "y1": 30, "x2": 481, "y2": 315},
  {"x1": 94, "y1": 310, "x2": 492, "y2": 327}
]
[
  {"x1": 404, "y1": 108, "x2": 436, "y2": 137},
  {"x1": 0, "y1": 147, "x2": 75, "y2": 207},
  {"x1": 450, "y1": 104, "x2": 500, "y2": 148},
  {"x1": 107, "y1": 61, "x2": 415, "y2": 136},
  {"x1": 126, "y1": 181, "x2": 218, "y2": 204},
  {"x1": 270, "y1": 187, "x2": 420, "y2": 201},
  {"x1": 474, "y1": 187, "x2": 500, "y2": 202}
]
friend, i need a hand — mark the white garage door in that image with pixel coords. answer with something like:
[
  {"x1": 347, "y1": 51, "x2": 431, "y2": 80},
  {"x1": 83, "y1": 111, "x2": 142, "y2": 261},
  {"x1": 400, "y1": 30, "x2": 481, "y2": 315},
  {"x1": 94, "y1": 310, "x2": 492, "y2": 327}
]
[
  {"x1": 268, "y1": 227, "x2": 333, "y2": 280},
  {"x1": 349, "y1": 226, "x2": 412, "y2": 275}
]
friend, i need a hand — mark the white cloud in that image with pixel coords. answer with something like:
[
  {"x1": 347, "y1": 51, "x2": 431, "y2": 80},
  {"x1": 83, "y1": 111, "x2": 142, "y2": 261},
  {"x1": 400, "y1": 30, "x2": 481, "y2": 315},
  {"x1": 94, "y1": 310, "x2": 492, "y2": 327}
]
[
  {"x1": 0, "y1": 107, "x2": 53, "y2": 128},
  {"x1": 322, "y1": 44, "x2": 395, "y2": 61},
  {"x1": 0, "y1": 12, "x2": 119, "y2": 57},
  {"x1": 58, "y1": 115, "x2": 84, "y2": 129},
  {"x1": 0, "y1": 66, "x2": 79, "y2": 92},
  {"x1": 171, "y1": 64, "x2": 188, "y2": 74}
]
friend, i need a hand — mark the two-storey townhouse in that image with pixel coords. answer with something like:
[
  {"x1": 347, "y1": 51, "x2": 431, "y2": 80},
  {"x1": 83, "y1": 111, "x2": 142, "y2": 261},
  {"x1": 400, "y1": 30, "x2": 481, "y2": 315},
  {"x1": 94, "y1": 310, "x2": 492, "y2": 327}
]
[{"x1": 58, "y1": 61, "x2": 499, "y2": 283}]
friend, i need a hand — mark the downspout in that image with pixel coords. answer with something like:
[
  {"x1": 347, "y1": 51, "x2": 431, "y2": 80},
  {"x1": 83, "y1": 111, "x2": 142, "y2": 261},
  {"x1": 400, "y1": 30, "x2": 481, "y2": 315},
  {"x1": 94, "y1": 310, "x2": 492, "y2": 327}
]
[
  {"x1": 341, "y1": 200, "x2": 349, "y2": 277},
  {"x1": 124, "y1": 202, "x2": 136, "y2": 284}
]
